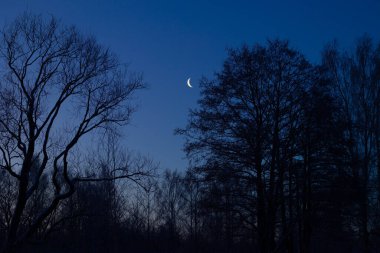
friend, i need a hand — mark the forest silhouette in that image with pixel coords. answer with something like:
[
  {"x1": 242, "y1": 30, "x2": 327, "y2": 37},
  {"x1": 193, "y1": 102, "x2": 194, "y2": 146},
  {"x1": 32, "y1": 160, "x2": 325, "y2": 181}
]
[{"x1": 1, "y1": 13, "x2": 380, "y2": 253}]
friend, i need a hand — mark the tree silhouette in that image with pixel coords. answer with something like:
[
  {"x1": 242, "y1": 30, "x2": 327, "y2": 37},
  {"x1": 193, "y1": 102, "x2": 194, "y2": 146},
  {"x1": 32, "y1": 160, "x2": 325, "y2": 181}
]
[
  {"x1": 0, "y1": 13, "x2": 145, "y2": 252},
  {"x1": 322, "y1": 35, "x2": 380, "y2": 253},
  {"x1": 177, "y1": 40, "x2": 315, "y2": 253},
  {"x1": 1, "y1": 12, "x2": 380, "y2": 253}
]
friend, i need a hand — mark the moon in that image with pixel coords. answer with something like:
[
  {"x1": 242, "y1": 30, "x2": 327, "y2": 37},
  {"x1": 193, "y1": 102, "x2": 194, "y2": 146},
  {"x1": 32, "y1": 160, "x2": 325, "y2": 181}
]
[{"x1": 187, "y1": 78, "x2": 192, "y2": 88}]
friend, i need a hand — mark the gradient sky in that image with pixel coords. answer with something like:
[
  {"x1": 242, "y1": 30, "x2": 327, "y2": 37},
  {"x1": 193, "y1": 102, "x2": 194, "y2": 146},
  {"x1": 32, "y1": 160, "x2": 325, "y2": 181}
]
[{"x1": 0, "y1": 0, "x2": 379, "y2": 171}]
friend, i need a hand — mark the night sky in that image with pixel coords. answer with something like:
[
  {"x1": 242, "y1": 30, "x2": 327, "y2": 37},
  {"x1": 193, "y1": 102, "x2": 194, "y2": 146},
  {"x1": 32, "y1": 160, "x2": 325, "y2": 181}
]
[{"x1": 1, "y1": 0, "x2": 379, "y2": 170}]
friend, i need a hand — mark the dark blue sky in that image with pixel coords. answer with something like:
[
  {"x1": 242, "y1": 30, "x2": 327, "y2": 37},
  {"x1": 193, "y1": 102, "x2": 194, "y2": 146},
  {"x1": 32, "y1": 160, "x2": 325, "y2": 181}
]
[{"x1": 1, "y1": 0, "x2": 379, "y2": 170}]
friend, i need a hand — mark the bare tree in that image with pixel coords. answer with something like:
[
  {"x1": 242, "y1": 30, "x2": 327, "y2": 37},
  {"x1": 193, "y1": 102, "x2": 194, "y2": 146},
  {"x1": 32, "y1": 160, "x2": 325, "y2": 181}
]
[
  {"x1": 323, "y1": 35, "x2": 380, "y2": 253},
  {"x1": 0, "y1": 13, "x2": 144, "y2": 252},
  {"x1": 177, "y1": 40, "x2": 314, "y2": 253},
  {"x1": 156, "y1": 170, "x2": 186, "y2": 249}
]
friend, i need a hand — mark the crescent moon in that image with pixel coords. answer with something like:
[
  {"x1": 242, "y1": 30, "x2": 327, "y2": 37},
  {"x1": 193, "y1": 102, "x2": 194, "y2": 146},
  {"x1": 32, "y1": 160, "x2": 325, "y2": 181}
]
[{"x1": 187, "y1": 78, "x2": 192, "y2": 88}]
